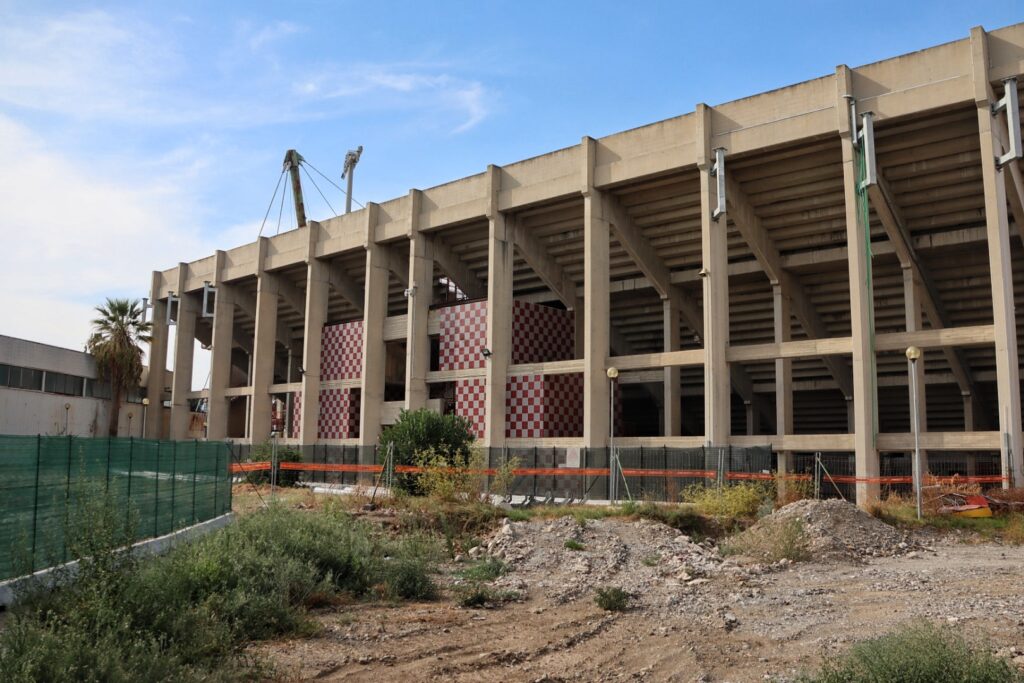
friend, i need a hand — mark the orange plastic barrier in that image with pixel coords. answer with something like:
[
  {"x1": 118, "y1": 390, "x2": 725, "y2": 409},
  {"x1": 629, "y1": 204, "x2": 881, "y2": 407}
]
[{"x1": 232, "y1": 461, "x2": 1009, "y2": 487}]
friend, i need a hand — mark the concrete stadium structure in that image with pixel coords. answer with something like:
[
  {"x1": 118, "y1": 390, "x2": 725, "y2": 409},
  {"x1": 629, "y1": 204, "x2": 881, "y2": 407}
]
[{"x1": 148, "y1": 24, "x2": 1024, "y2": 505}]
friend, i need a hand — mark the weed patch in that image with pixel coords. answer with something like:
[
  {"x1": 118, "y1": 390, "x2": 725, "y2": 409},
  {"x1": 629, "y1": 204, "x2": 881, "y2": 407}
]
[
  {"x1": 798, "y1": 621, "x2": 1022, "y2": 682},
  {"x1": 0, "y1": 502, "x2": 440, "y2": 682},
  {"x1": 594, "y1": 586, "x2": 629, "y2": 612},
  {"x1": 455, "y1": 585, "x2": 520, "y2": 609},
  {"x1": 564, "y1": 539, "x2": 586, "y2": 551},
  {"x1": 458, "y1": 557, "x2": 508, "y2": 582},
  {"x1": 683, "y1": 482, "x2": 772, "y2": 519},
  {"x1": 721, "y1": 517, "x2": 811, "y2": 563}
]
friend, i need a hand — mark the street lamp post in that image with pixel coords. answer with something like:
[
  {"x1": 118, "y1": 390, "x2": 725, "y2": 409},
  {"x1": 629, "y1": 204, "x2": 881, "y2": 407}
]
[
  {"x1": 607, "y1": 367, "x2": 619, "y2": 502},
  {"x1": 906, "y1": 345, "x2": 923, "y2": 520},
  {"x1": 141, "y1": 398, "x2": 150, "y2": 439},
  {"x1": 127, "y1": 411, "x2": 134, "y2": 438},
  {"x1": 63, "y1": 402, "x2": 71, "y2": 436}
]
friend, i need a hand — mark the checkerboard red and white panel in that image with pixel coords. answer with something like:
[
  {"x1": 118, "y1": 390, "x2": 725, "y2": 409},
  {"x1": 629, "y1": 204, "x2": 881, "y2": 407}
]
[
  {"x1": 505, "y1": 374, "x2": 544, "y2": 438},
  {"x1": 511, "y1": 301, "x2": 575, "y2": 364},
  {"x1": 317, "y1": 388, "x2": 361, "y2": 439},
  {"x1": 455, "y1": 378, "x2": 486, "y2": 439},
  {"x1": 543, "y1": 373, "x2": 583, "y2": 437},
  {"x1": 320, "y1": 321, "x2": 363, "y2": 380},
  {"x1": 439, "y1": 301, "x2": 488, "y2": 371},
  {"x1": 291, "y1": 391, "x2": 302, "y2": 438}
]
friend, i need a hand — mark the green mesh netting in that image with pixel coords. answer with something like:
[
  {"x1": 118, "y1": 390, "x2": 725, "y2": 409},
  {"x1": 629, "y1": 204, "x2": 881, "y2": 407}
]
[{"x1": 0, "y1": 436, "x2": 232, "y2": 581}]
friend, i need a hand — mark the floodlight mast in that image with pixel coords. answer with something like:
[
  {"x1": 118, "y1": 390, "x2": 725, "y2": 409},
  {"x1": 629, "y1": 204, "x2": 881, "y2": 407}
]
[
  {"x1": 342, "y1": 145, "x2": 363, "y2": 214},
  {"x1": 282, "y1": 149, "x2": 307, "y2": 229}
]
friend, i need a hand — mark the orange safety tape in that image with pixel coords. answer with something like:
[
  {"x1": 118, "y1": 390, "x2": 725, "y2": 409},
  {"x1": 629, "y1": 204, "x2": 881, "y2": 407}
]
[
  {"x1": 279, "y1": 463, "x2": 383, "y2": 473},
  {"x1": 620, "y1": 469, "x2": 716, "y2": 479},
  {"x1": 230, "y1": 462, "x2": 272, "y2": 473}
]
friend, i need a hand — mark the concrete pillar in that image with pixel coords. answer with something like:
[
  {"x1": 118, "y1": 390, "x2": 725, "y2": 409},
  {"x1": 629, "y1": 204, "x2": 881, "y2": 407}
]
[
  {"x1": 836, "y1": 66, "x2": 879, "y2": 506},
  {"x1": 903, "y1": 267, "x2": 929, "y2": 475},
  {"x1": 146, "y1": 270, "x2": 169, "y2": 439},
  {"x1": 206, "y1": 251, "x2": 234, "y2": 441},
  {"x1": 964, "y1": 394, "x2": 976, "y2": 431},
  {"x1": 697, "y1": 104, "x2": 730, "y2": 445},
  {"x1": 581, "y1": 138, "x2": 610, "y2": 448},
  {"x1": 663, "y1": 299, "x2": 682, "y2": 436},
  {"x1": 774, "y1": 284, "x2": 793, "y2": 495},
  {"x1": 301, "y1": 223, "x2": 329, "y2": 445},
  {"x1": 169, "y1": 263, "x2": 198, "y2": 440},
  {"x1": 359, "y1": 204, "x2": 387, "y2": 448},
  {"x1": 484, "y1": 166, "x2": 513, "y2": 447},
  {"x1": 971, "y1": 27, "x2": 1024, "y2": 486},
  {"x1": 406, "y1": 193, "x2": 433, "y2": 412},
  {"x1": 250, "y1": 238, "x2": 279, "y2": 443}
]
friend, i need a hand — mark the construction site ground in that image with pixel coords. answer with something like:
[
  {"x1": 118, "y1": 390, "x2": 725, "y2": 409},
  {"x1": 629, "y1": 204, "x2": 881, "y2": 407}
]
[{"x1": 249, "y1": 493, "x2": 1024, "y2": 683}]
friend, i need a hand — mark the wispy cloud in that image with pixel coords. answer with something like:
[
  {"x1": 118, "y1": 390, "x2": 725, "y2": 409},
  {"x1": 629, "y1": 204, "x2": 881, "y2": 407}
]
[{"x1": 0, "y1": 10, "x2": 494, "y2": 133}]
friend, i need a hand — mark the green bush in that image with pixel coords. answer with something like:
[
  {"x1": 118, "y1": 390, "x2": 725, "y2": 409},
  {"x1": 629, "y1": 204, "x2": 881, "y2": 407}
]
[
  {"x1": 594, "y1": 586, "x2": 629, "y2": 612},
  {"x1": 799, "y1": 621, "x2": 1022, "y2": 683},
  {"x1": 249, "y1": 439, "x2": 303, "y2": 486},
  {"x1": 0, "y1": 503, "x2": 440, "y2": 682},
  {"x1": 564, "y1": 539, "x2": 586, "y2": 551},
  {"x1": 380, "y1": 409, "x2": 475, "y2": 494}
]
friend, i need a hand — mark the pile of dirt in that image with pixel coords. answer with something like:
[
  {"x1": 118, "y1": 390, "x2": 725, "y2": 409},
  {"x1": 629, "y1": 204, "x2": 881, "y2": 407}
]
[
  {"x1": 480, "y1": 515, "x2": 748, "y2": 608},
  {"x1": 744, "y1": 498, "x2": 916, "y2": 562}
]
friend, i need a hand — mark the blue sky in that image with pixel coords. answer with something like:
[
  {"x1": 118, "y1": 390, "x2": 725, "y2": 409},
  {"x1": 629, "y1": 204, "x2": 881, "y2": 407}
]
[{"x1": 0, "y1": 1, "x2": 1020, "y2": 373}]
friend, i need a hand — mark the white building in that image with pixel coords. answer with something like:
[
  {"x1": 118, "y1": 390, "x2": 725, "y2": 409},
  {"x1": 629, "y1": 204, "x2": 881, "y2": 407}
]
[{"x1": 0, "y1": 335, "x2": 171, "y2": 438}]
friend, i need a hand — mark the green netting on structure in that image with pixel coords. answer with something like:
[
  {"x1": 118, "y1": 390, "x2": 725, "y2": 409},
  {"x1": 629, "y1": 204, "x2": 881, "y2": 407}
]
[{"x1": 0, "y1": 436, "x2": 232, "y2": 581}]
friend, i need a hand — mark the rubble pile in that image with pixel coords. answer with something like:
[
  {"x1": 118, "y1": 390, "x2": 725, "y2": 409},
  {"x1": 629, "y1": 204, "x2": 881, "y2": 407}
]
[
  {"x1": 482, "y1": 516, "x2": 744, "y2": 606},
  {"x1": 746, "y1": 498, "x2": 918, "y2": 562}
]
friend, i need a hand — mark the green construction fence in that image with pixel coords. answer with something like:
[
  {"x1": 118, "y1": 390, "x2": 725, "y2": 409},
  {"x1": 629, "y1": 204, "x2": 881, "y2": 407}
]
[{"x1": 0, "y1": 436, "x2": 232, "y2": 581}]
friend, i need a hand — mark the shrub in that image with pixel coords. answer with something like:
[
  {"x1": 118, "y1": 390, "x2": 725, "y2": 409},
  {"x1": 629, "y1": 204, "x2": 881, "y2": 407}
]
[
  {"x1": 683, "y1": 482, "x2": 772, "y2": 519},
  {"x1": 564, "y1": 539, "x2": 586, "y2": 551},
  {"x1": 414, "y1": 445, "x2": 487, "y2": 502},
  {"x1": 249, "y1": 439, "x2": 303, "y2": 486},
  {"x1": 0, "y1": 503, "x2": 440, "y2": 681},
  {"x1": 380, "y1": 409, "x2": 475, "y2": 494},
  {"x1": 721, "y1": 517, "x2": 811, "y2": 563},
  {"x1": 798, "y1": 621, "x2": 1022, "y2": 683},
  {"x1": 594, "y1": 586, "x2": 629, "y2": 612}
]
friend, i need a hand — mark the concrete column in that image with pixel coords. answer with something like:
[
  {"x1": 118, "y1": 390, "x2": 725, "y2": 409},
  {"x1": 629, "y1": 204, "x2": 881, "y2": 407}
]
[
  {"x1": 971, "y1": 27, "x2": 1024, "y2": 486},
  {"x1": 406, "y1": 193, "x2": 433, "y2": 412},
  {"x1": 146, "y1": 270, "x2": 169, "y2": 439},
  {"x1": 250, "y1": 238, "x2": 279, "y2": 443},
  {"x1": 697, "y1": 104, "x2": 730, "y2": 445},
  {"x1": 169, "y1": 263, "x2": 198, "y2": 440},
  {"x1": 301, "y1": 223, "x2": 329, "y2": 445},
  {"x1": 582, "y1": 138, "x2": 610, "y2": 448},
  {"x1": 206, "y1": 251, "x2": 234, "y2": 441},
  {"x1": 359, "y1": 204, "x2": 387, "y2": 448},
  {"x1": 836, "y1": 66, "x2": 879, "y2": 506},
  {"x1": 663, "y1": 299, "x2": 682, "y2": 436},
  {"x1": 903, "y1": 267, "x2": 929, "y2": 474},
  {"x1": 774, "y1": 284, "x2": 793, "y2": 495},
  {"x1": 484, "y1": 166, "x2": 513, "y2": 447},
  {"x1": 964, "y1": 394, "x2": 976, "y2": 432}
]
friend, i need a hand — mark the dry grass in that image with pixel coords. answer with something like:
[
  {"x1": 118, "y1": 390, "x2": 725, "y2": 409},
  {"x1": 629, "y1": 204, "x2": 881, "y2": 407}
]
[{"x1": 721, "y1": 517, "x2": 812, "y2": 563}]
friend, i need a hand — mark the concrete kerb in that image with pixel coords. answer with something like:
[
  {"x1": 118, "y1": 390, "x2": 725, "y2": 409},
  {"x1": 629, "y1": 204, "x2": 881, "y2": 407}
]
[{"x1": 0, "y1": 512, "x2": 235, "y2": 608}]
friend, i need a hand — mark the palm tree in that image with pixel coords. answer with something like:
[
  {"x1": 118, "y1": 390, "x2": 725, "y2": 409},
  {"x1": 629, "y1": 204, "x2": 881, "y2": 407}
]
[{"x1": 87, "y1": 298, "x2": 152, "y2": 437}]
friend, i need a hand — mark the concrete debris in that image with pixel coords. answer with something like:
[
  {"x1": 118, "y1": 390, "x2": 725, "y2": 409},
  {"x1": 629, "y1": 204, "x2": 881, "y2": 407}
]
[
  {"x1": 746, "y1": 498, "x2": 920, "y2": 563},
  {"x1": 487, "y1": 516, "x2": 747, "y2": 607}
]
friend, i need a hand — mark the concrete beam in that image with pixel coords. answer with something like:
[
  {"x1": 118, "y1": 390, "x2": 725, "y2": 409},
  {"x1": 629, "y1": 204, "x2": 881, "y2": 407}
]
[{"x1": 433, "y1": 235, "x2": 487, "y2": 300}]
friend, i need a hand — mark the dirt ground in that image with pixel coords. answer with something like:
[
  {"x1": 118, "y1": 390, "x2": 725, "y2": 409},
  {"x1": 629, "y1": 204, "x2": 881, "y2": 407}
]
[{"x1": 255, "y1": 509, "x2": 1024, "y2": 683}]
